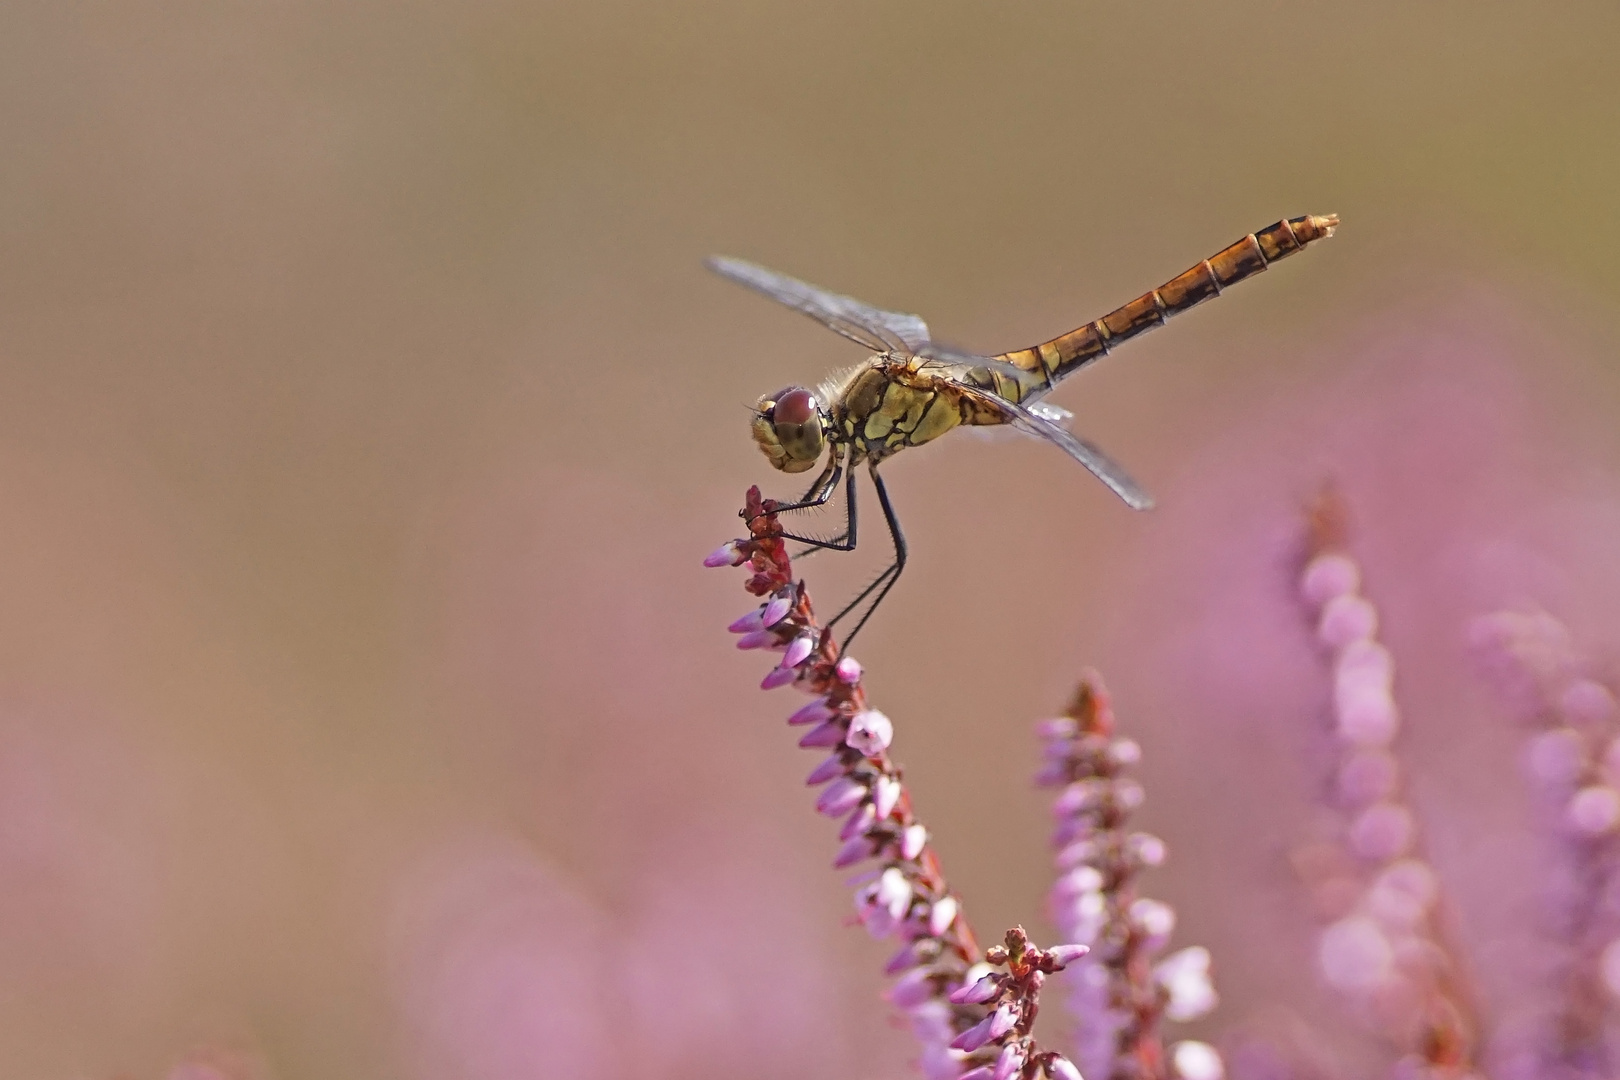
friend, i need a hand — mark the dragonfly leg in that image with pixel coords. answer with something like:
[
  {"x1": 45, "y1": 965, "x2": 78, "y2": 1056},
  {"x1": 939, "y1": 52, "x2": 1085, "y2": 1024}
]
[
  {"x1": 824, "y1": 463, "x2": 906, "y2": 653},
  {"x1": 765, "y1": 460, "x2": 858, "y2": 553},
  {"x1": 747, "y1": 452, "x2": 842, "y2": 519}
]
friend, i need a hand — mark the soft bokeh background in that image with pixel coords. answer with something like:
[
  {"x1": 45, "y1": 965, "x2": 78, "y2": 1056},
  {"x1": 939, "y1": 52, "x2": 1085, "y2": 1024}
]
[{"x1": 3, "y1": 1, "x2": 1620, "y2": 1077}]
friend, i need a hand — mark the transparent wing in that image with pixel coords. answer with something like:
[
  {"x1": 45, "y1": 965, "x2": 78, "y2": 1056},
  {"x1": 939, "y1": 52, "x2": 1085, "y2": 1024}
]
[
  {"x1": 948, "y1": 382, "x2": 1154, "y2": 510},
  {"x1": 1028, "y1": 401, "x2": 1074, "y2": 425},
  {"x1": 707, "y1": 256, "x2": 932, "y2": 355}
]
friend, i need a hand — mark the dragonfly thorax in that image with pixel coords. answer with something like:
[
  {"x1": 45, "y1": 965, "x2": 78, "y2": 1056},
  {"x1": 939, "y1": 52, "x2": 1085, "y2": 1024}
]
[{"x1": 752, "y1": 385, "x2": 830, "y2": 474}]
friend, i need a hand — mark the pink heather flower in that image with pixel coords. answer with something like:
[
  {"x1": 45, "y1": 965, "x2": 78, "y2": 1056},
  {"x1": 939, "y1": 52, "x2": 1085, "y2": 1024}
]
[{"x1": 835, "y1": 657, "x2": 862, "y2": 684}]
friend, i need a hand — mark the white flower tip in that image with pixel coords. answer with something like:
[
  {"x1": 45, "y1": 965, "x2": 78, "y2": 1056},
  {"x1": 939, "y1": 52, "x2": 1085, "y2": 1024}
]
[
  {"x1": 704, "y1": 541, "x2": 743, "y2": 567},
  {"x1": 928, "y1": 895, "x2": 959, "y2": 937},
  {"x1": 1568, "y1": 785, "x2": 1620, "y2": 836},
  {"x1": 1130, "y1": 898, "x2": 1176, "y2": 940},
  {"x1": 1171, "y1": 1041, "x2": 1224, "y2": 1080},
  {"x1": 1319, "y1": 915, "x2": 1393, "y2": 991}
]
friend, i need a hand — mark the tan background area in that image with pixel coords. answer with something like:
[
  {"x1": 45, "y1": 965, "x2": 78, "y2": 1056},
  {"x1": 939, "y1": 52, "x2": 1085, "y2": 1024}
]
[{"x1": 2, "y1": 2, "x2": 1618, "y2": 1077}]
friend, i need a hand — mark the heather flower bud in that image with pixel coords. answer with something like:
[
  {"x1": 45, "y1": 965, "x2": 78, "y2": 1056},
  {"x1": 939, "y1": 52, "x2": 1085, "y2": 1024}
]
[
  {"x1": 1319, "y1": 594, "x2": 1378, "y2": 647},
  {"x1": 949, "y1": 972, "x2": 1001, "y2": 1004},
  {"x1": 736, "y1": 629, "x2": 774, "y2": 650},
  {"x1": 834, "y1": 834, "x2": 876, "y2": 868},
  {"x1": 704, "y1": 541, "x2": 744, "y2": 567},
  {"x1": 728, "y1": 609, "x2": 765, "y2": 633},
  {"x1": 888, "y1": 965, "x2": 939, "y2": 1007},
  {"x1": 839, "y1": 802, "x2": 876, "y2": 842},
  {"x1": 873, "y1": 774, "x2": 902, "y2": 819},
  {"x1": 805, "y1": 753, "x2": 847, "y2": 785},
  {"x1": 1301, "y1": 552, "x2": 1360, "y2": 603},
  {"x1": 835, "y1": 656, "x2": 862, "y2": 683},
  {"x1": 950, "y1": 1007, "x2": 1004, "y2": 1052},
  {"x1": 1045, "y1": 943, "x2": 1089, "y2": 969},
  {"x1": 788, "y1": 696, "x2": 835, "y2": 726},
  {"x1": 994, "y1": 1041, "x2": 1027, "y2": 1080},
  {"x1": 761, "y1": 593, "x2": 793, "y2": 627},
  {"x1": 815, "y1": 776, "x2": 868, "y2": 816},
  {"x1": 900, "y1": 823, "x2": 927, "y2": 860},
  {"x1": 1036, "y1": 716, "x2": 1079, "y2": 739},
  {"x1": 928, "y1": 896, "x2": 959, "y2": 936},
  {"x1": 798, "y1": 720, "x2": 847, "y2": 748},
  {"x1": 781, "y1": 634, "x2": 816, "y2": 669},
  {"x1": 760, "y1": 665, "x2": 798, "y2": 690},
  {"x1": 1047, "y1": 1055, "x2": 1083, "y2": 1080}
]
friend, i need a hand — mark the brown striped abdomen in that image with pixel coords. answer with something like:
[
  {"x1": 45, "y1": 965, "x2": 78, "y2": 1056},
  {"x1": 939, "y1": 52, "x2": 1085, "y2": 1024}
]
[{"x1": 995, "y1": 214, "x2": 1338, "y2": 391}]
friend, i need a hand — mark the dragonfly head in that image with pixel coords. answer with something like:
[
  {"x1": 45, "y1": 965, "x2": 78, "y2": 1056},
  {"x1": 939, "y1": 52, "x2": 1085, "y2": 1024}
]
[{"x1": 752, "y1": 386, "x2": 827, "y2": 473}]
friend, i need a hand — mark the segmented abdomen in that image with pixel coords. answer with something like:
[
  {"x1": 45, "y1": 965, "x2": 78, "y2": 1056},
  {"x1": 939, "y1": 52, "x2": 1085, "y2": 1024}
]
[{"x1": 994, "y1": 214, "x2": 1338, "y2": 392}]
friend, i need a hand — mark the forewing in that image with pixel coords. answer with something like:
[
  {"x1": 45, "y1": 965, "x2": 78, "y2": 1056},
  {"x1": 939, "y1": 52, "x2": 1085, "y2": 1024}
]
[
  {"x1": 707, "y1": 256, "x2": 932, "y2": 354},
  {"x1": 950, "y1": 383, "x2": 1154, "y2": 510}
]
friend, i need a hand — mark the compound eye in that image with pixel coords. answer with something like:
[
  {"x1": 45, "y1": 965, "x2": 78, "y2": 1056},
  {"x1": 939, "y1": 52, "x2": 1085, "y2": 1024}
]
[{"x1": 772, "y1": 387, "x2": 817, "y2": 426}]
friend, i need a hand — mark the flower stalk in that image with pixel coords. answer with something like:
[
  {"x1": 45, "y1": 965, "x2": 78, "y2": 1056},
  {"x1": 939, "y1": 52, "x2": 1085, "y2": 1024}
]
[
  {"x1": 711, "y1": 486, "x2": 1086, "y2": 1080},
  {"x1": 1037, "y1": 674, "x2": 1222, "y2": 1080}
]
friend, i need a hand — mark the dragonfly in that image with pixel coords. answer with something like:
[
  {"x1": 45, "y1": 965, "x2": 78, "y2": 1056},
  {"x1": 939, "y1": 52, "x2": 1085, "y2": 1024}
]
[{"x1": 710, "y1": 213, "x2": 1338, "y2": 649}]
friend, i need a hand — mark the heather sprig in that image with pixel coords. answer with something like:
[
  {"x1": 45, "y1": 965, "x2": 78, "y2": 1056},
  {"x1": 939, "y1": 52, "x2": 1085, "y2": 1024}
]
[
  {"x1": 1294, "y1": 492, "x2": 1481, "y2": 1079},
  {"x1": 709, "y1": 486, "x2": 1087, "y2": 1080},
  {"x1": 1037, "y1": 674, "x2": 1222, "y2": 1080},
  {"x1": 1469, "y1": 608, "x2": 1620, "y2": 1080}
]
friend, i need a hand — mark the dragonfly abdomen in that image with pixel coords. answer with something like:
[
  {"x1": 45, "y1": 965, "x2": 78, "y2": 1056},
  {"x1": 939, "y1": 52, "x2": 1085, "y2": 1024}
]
[{"x1": 995, "y1": 214, "x2": 1339, "y2": 391}]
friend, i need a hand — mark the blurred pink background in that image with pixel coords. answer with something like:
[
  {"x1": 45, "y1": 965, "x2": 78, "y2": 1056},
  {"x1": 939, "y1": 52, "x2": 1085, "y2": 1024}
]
[{"x1": 2, "y1": 1, "x2": 1619, "y2": 1076}]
